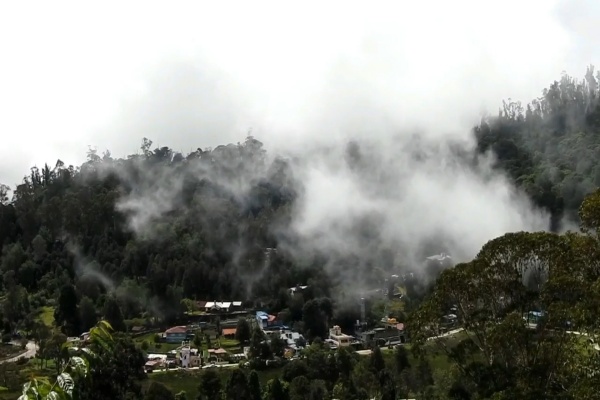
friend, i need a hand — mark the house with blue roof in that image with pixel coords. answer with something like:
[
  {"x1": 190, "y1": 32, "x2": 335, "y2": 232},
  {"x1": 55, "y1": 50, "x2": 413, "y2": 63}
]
[{"x1": 256, "y1": 311, "x2": 282, "y2": 330}]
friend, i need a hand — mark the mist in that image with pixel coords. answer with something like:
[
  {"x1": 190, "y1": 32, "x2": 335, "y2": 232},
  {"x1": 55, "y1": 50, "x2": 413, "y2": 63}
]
[{"x1": 1, "y1": 1, "x2": 598, "y2": 293}]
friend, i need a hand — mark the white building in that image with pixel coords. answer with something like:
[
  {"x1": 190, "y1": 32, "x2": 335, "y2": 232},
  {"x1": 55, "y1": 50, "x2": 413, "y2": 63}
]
[
  {"x1": 280, "y1": 330, "x2": 305, "y2": 350},
  {"x1": 178, "y1": 341, "x2": 200, "y2": 368},
  {"x1": 204, "y1": 301, "x2": 243, "y2": 313},
  {"x1": 329, "y1": 325, "x2": 353, "y2": 347}
]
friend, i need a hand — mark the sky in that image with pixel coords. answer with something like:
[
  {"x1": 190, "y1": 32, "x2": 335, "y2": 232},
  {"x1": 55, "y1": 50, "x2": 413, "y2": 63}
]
[{"x1": 0, "y1": 0, "x2": 598, "y2": 188}]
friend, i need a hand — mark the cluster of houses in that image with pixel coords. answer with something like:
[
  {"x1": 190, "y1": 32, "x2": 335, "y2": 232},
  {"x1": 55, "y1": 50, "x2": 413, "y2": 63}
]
[
  {"x1": 255, "y1": 310, "x2": 307, "y2": 357},
  {"x1": 197, "y1": 301, "x2": 244, "y2": 314},
  {"x1": 143, "y1": 286, "x2": 408, "y2": 372},
  {"x1": 145, "y1": 323, "x2": 246, "y2": 373},
  {"x1": 255, "y1": 308, "x2": 407, "y2": 355},
  {"x1": 327, "y1": 318, "x2": 406, "y2": 349}
]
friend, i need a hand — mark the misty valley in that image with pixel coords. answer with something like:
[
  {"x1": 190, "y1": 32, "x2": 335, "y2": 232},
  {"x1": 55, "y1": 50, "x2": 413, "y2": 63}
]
[{"x1": 3, "y1": 70, "x2": 600, "y2": 400}]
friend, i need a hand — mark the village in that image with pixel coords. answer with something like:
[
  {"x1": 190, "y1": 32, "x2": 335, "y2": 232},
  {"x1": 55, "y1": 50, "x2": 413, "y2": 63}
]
[
  {"x1": 140, "y1": 295, "x2": 409, "y2": 373},
  {"x1": 60, "y1": 254, "x2": 457, "y2": 376},
  {"x1": 135, "y1": 255, "x2": 457, "y2": 374}
]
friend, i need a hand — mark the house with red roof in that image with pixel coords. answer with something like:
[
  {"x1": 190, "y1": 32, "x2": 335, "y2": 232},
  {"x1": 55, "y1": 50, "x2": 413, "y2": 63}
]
[{"x1": 165, "y1": 326, "x2": 189, "y2": 344}]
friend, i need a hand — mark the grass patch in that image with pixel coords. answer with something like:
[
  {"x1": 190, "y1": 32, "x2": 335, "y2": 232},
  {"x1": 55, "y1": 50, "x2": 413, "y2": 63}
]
[
  {"x1": 19, "y1": 358, "x2": 57, "y2": 377},
  {"x1": 146, "y1": 366, "x2": 282, "y2": 398},
  {"x1": 133, "y1": 333, "x2": 181, "y2": 353},
  {"x1": 36, "y1": 306, "x2": 55, "y2": 328},
  {"x1": 216, "y1": 337, "x2": 241, "y2": 352}
]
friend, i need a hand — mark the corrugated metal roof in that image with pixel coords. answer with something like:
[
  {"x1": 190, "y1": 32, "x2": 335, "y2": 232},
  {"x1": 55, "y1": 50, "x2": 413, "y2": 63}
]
[
  {"x1": 166, "y1": 326, "x2": 187, "y2": 334},
  {"x1": 222, "y1": 328, "x2": 237, "y2": 336}
]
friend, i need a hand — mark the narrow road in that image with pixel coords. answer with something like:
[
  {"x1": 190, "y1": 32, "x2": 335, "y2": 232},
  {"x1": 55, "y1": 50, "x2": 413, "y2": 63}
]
[
  {"x1": 426, "y1": 327, "x2": 600, "y2": 350},
  {"x1": 0, "y1": 341, "x2": 38, "y2": 364},
  {"x1": 151, "y1": 363, "x2": 238, "y2": 373}
]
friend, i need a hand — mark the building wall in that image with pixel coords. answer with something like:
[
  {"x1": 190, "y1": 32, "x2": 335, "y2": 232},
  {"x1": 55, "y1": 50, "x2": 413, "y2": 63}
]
[
  {"x1": 180, "y1": 348, "x2": 191, "y2": 368},
  {"x1": 166, "y1": 332, "x2": 187, "y2": 343}
]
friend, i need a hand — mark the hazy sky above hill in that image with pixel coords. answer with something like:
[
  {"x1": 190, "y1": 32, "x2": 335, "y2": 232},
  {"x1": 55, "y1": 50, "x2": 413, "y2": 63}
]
[{"x1": 0, "y1": 0, "x2": 598, "y2": 187}]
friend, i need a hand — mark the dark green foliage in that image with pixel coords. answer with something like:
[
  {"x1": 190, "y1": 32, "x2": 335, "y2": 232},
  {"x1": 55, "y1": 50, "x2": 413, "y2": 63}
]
[
  {"x1": 282, "y1": 360, "x2": 309, "y2": 382},
  {"x1": 288, "y1": 376, "x2": 310, "y2": 400},
  {"x1": 103, "y1": 296, "x2": 126, "y2": 332},
  {"x1": 6, "y1": 68, "x2": 600, "y2": 399},
  {"x1": 269, "y1": 336, "x2": 286, "y2": 358},
  {"x1": 247, "y1": 370, "x2": 261, "y2": 400},
  {"x1": 369, "y1": 346, "x2": 385, "y2": 374},
  {"x1": 308, "y1": 379, "x2": 328, "y2": 400},
  {"x1": 394, "y1": 345, "x2": 411, "y2": 374},
  {"x1": 55, "y1": 283, "x2": 80, "y2": 336},
  {"x1": 197, "y1": 370, "x2": 221, "y2": 400},
  {"x1": 235, "y1": 318, "x2": 251, "y2": 345},
  {"x1": 76, "y1": 333, "x2": 146, "y2": 400},
  {"x1": 302, "y1": 298, "x2": 332, "y2": 340},
  {"x1": 473, "y1": 67, "x2": 600, "y2": 229},
  {"x1": 79, "y1": 296, "x2": 98, "y2": 332},
  {"x1": 248, "y1": 327, "x2": 265, "y2": 359},
  {"x1": 0, "y1": 136, "x2": 326, "y2": 335},
  {"x1": 224, "y1": 369, "x2": 251, "y2": 400},
  {"x1": 265, "y1": 378, "x2": 287, "y2": 400},
  {"x1": 145, "y1": 381, "x2": 175, "y2": 400}
]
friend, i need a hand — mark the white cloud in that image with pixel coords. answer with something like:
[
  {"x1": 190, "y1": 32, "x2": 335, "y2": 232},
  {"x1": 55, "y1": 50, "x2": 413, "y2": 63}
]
[{"x1": 0, "y1": 0, "x2": 595, "y2": 269}]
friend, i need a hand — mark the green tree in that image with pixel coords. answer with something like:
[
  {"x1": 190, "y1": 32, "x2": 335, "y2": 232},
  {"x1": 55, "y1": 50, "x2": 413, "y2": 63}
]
[
  {"x1": 198, "y1": 369, "x2": 221, "y2": 400},
  {"x1": 308, "y1": 379, "x2": 328, "y2": 400},
  {"x1": 336, "y1": 346, "x2": 357, "y2": 380},
  {"x1": 289, "y1": 376, "x2": 310, "y2": 400},
  {"x1": 369, "y1": 346, "x2": 385, "y2": 374},
  {"x1": 248, "y1": 370, "x2": 261, "y2": 400},
  {"x1": 269, "y1": 336, "x2": 286, "y2": 358},
  {"x1": 302, "y1": 298, "x2": 331, "y2": 340},
  {"x1": 409, "y1": 229, "x2": 591, "y2": 398},
  {"x1": 47, "y1": 332, "x2": 68, "y2": 375},
  {"x1": 394, "y1": 345, "x2": 411, "y2": 375},
  {"x1": 76, "y1": 333, "x2": 147, "y2": 399},
  {"x1": 102, "y1": 296, "x2": 126, "y2": 332},
  {"x1": 54, "y1": 283, "x2": 80, "y2": 336},
  {"x1": 580, "y1": 187, "x2": 600, "y2": 236},
  {"x1": 79, "y1": 296, "x2": 97, "y2": 333},
  {"x1": 21, "y1": 321, "x2": 116, "y2": 400},
  {"x1": 193, "y1": 330, "x2": 203, "y2": 349},
  {"x1": 224, "y1": 369, "x2": 250, "y2": 400},
  {"x1": 33, "y1": 322, "x2": 52, "y2": 369},
  {"x1": 0, "y1": 183, "x2": 9, "y2": 205},
  {"x1": 265, "y1": 377, "x2": 287, "y2": 400},
  {"x1": 248, "y1": 327, "x2": 264, "y2": 359},
  {"x1": 235, "y1": 318, "x2": 251, "y2": 344},
  {"x1": 20, "y1": 321, "x2": 146, "y2": 400},
  {"x1": 145, "y1": 381, "x2": 175, "y2": 400},
  {"x1": 378, "y1": 369, "x2": 396, "y2": 400}
]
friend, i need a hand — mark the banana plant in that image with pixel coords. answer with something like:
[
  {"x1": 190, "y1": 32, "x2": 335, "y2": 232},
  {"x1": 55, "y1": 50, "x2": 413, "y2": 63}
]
[{"x1": 18, "y1": 321, "x2": 114, "y2": 400}]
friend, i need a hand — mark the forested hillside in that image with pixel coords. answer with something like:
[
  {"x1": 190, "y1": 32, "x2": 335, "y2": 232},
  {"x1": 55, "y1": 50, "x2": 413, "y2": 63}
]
[
  {"x1": 1, "y1": 69, "x2": 600, "y2": 337},
  {"x1": 474, "y1": 66, "x2": 600, "y2": 230},
  {"x1": 0, "y1": 136, "x2": 336, "y2": 335},
  {"x1": 4, "y1": 69, "x2": 600, "y2": 399}
]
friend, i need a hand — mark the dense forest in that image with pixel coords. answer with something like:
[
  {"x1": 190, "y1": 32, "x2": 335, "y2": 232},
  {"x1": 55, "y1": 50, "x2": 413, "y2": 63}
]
[
  {"x1": 475, "y1": 65, "x2": 600, "y2": 229},
  {"x1": 5, "y1": 69, "x2": 600, "y2": 399}
]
